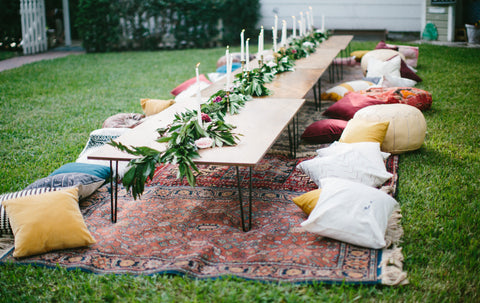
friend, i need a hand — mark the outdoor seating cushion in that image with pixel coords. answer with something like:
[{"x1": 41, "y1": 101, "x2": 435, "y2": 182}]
[
  {"x1": 216, "y1": 63, "x2": 242, "y2": 74},
  {"x1": 323, "y1": 92, "x2": 385, "y2": 120},
  {"x1": 297, "y1": 142, "x2": 392, "y2": 188},
  {"x1": 352, "y1": 104, "x2": 427, "y2": 154},
  {"x1": 385, "y1": 43, "x2": 419, "y2": 67},
  {"x1": 140, "y1": 98, "x2": 175, "y2": 116},
  {"x1": 350, "y1": 50, "x2": 370, "y2": 62},
  {"x1": 321, "y1": 80, "x2": 375, "y2": 101},
  {"x1": 50, "y1": 163, "x2": 111, "y2": 180},
  {"x1": 301, "y1": 119, "x2": 348, "y2": 144},
  {"x1": 301, "y1": 177, "x2": 399, "y2": 249},
  {"x1": 332, "y1": 56, "x2": 357, "y2": 66},
  {"x1": 292, "y1": 189, "x2": 322, "y2": 215},
  {"x1": 24, "y1": 173, "x2": 104, "y2": 200},
  {"x1": 102, "y1": 113, "x2": 145, "y2": 129},
  {"x1": 339, "y1": 119, "x2": 390, "y2": 145},
  {"x1": 0, "y1": 188, "x2": 60, "y2": 235},
  {"x1": 357, "y1": 87, "x2": 432, "y2": 111},
  {"x1": 1, "y1": 187, "x2": 96, "y2": 258},
  {"x1": 361, "y1": 49, "x2": 405, "y2": 76},
  {"x1": 170, "y1": 74, "x2": 211, "y2": 96}
]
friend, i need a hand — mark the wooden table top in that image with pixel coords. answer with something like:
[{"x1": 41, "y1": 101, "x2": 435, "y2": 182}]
[
  {"x1": 88, "y1": 97, "x2": 305, "y2": 167},
  {"x1": 317, "y1": 35, "x2": 354, "y2": 50}
]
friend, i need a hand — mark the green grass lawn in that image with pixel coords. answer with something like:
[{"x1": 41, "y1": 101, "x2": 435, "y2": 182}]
[{"x1": 0, "y1": 42, "x2": 479, "y2": 302}]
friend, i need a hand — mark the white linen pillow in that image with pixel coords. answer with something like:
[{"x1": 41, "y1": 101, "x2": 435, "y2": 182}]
[
  {"x1": 317, "y1": 141, "x2": 391, "y2": 160},
  {"x1": 301, "y1": 177, "x2": 399, "y2": 249},
  {"x1": 366, "y1": 56, "x2": 401, "y2": 79},
  {"x1": 382, "y1": 74, "x2": 417, "y2": 88},
  {"x1": 299, "y1": 142, "x2": 392, "y2": 188}
]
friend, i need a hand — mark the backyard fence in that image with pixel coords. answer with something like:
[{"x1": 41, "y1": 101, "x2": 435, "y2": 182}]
[{"x1": 20, "y1": 0, "x2": 48, "y2": 55}]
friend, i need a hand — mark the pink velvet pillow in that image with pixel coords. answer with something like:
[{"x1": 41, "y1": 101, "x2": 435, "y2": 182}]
[
  {"x1": 301, "y1": 119, "x2": 348, "y2": 144},
  {"x1": 323, "y1": 92, "x2": 385, "y2": 120},
  {"x1": 375, "y1": 41, "x2": 398, "y2": 51},
  {"x1": 170, "y1": 74, "x2": 211, "y2": 96}
]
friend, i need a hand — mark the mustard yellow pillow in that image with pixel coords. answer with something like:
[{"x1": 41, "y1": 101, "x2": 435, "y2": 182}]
[
  {"x1": 350, "y1": 50, "x2": 370, "y2": 62},
  {"x1": 292, "y1": 189, "x2": 322, "y2": 215},
  {"x1": 140, "y1": 98, "x2": 175, "y2": 116},
  {"x1": 2, "y1": 187, "x2": 96, "y2": 258},
  {"x1": 339, "y1": 119, "x2": 390, "y2": 144}
]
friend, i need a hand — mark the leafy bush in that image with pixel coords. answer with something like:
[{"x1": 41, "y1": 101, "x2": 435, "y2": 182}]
[{"x1": 75, "y1": 0, "x2": 261, "y2": 52}]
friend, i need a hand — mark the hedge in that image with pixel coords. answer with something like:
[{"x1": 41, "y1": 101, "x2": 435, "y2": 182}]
[{"x1": 76, "y1": 0, "x2": 261, "y2": 53}]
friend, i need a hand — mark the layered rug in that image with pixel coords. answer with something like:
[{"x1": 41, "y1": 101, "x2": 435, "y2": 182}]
[{"x1": 0, "y1": 153, "x2": 405, "y2": 285}]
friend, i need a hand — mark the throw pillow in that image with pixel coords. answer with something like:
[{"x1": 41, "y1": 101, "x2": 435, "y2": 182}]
[
  {"x1": 102, "y1": 113, "x2": 145, "y2": 129},
  {"x1": 292, "y1": 189, "x2": 322, "y2": 215},
  {"x1": 316, "y1": 141, "x2": 391, "y2": 161},
  {"x1": 24, "y1": 173, "x2": 104, "y2": 200},
  {"x1": 140, "y1": 98, "x2": 175, "y2": 116},
  {"x1": 323, "y1": 92, "x2": 385, "y2": 120},
  {"x1": 170, "y1": 75, "x2": 211, "y2": 96},
  {"x1": 350, "y1": 50, "x2": 370, "y2": 62},
  {"x1": 301, "y1": 119, "x2": 348, "y2": 144},
  {"x1": 0, "y1": 187, "x2": 59, "y2": 235},
  {"x1": 339, "y1": 119, "x2": 390, "y2": 144},
  {"x1": 366, "y1": 55, "x2": 401, "y2": 79},
  {"x1": 2, "y1": 187, "x2": 96, "y2": 258},
  {"x1": 321, "y1": 80, "x2": 375, "y2": 101},
  {"x1": 297, "y1": 145, "x2": 392, "y2": 188},
  {"x1": 375, "y1": 40, "x2": 399, "y2": 51},
  {"x1": 382, "y1": 74, "x2": 417, "y2": 88},
  {"x1": 50, "y1": 163, "x2": 111, "y2": 180},
  {"x1": 361, "y1": 49, "x2": 405, "y2": 76},
  {"x1": 301, "y1": 177, "x2": 399, "y2": 249}
]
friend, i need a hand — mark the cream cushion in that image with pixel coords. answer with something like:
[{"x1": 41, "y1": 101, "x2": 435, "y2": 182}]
[
  {"x1": 353, "y1": 104, "x2": 427, "y2": 154},
  {"x1": 361, "y1": 49, "x2": 406, "y2": 76}
]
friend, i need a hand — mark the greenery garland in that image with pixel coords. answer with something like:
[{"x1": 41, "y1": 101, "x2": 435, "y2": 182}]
[{"x1": 111, "y1": 30, "x2": 329, "y2": 199}]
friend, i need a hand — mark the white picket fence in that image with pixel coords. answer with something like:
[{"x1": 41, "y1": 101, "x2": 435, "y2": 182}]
[{"x1": 20, "y1": 0, "x2": 48, "y2": 55}]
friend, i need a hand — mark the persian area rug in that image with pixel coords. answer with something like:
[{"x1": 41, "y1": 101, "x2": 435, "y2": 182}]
[{"x1": 0, "y1": 154, "x2": 404, "y2": 285}]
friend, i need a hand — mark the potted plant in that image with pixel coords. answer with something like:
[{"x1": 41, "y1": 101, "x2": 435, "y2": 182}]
[{"x1": 465, "y1": 20, "x2": 480, "y2": 44}]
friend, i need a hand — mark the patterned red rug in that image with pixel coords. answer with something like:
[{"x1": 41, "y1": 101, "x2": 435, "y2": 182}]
[{"x1": 1, "y1": 154, "x2": 400, "y2": 284}]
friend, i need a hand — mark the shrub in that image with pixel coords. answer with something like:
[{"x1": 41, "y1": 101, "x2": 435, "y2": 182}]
[{"x1": 75, "y1": 0, "x2": 261, "y2": 52}]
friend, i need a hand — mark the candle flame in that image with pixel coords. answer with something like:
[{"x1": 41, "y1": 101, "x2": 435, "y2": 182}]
[{"x1": 196, "y1": 62, "x2": 200, "y2": 68}]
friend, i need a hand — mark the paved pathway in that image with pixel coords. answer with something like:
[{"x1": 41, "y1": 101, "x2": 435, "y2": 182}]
[{"x1": 0, "y1": 50, "x2": 85, "y2": 73}]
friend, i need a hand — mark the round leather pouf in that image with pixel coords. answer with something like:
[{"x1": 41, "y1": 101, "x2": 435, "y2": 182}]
[{"x1": 353, "y1": 104, "x2": 427, "y2": 154}]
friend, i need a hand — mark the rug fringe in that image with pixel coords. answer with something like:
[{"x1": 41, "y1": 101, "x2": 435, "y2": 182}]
[{"x1": 380, "y1": 206, "x2": 409, "y2": 286}]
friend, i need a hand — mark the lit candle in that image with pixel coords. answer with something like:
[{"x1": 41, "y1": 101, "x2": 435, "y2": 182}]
[
  {"x1": 306, "y1": 11, "x2": 311, "y2": 32},
  {"x1": 226, "y1": 46, "x2": 231, "y2": 90},
  {"x1": 292, "y1": 16, "x2": 296, "y2": 38},
  {"x1": 281, "y1": 20, "x2": 287, "y2": 47},
  {"x1": 322, "y1": 14, "x2": 325, "y2": 33},
  {"x1": 272, "y1": 26, "x2": 277, "y2": 52},
  {"x1": 195, "y1": 62, "x2": 202, "y2": 125},
  {"x1": 246, "y1": 38, "x2": 250, "y2": 71},
  {"x1": 309, "y1": 6, "x2": 314, "y2": 29},
  {"x1": 240, "y1": 29, "x2": 245, "y2": 62},
  {"x1": 299, "y1": 12, "x2": 304, "y2": 36}
]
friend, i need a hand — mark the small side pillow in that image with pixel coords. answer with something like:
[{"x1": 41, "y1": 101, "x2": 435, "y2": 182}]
[
  {"x1": 170, "y1": 75, "x2": 212, "y2": 97},
  {"x1": 339, "y1": 119, "x2": 390, "y2": 144},
  {"x1": 292, "y1": 189, "x2": 322, "y2": 215},
  {"x1": 301, "y1": 177, "x2": 399, "y2": 249},
  {"x1": 321, "y1": 80, "x2": 375, "y2": 101},
  {"x1": 24, "y1": 173, "x2": 104, "y2": 200},
  {"x1": 323, "y1": 92, "x2": 385, "y2": 120},
  {"x1": 1, "y1": 187, "x2": 96, "y2": 258},
  {"x1": 301, "y1": 119, "x2": 348, "y2": 144},
  {"x1": 297, "y1": 145, "x2": 392, "y2": 188},
  {"x1": 0, "y1": 188, "x2": 60, "y2": 235},
  {"x1": 140, "y1": 98, "x2": 175, "y2": 116},
  {"x1": 50, "y1": 163, "x2": 111, "y2": 180},
  {"x1": 366, "y1": 55, "x2": 401, "y2": 79}
]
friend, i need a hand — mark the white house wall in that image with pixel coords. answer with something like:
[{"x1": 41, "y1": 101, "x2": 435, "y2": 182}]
[{"x1": 259, "y1": 0, "x2": 423, "y2": 32}]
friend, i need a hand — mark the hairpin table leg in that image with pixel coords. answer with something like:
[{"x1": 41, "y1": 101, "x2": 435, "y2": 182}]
[
  {"x1": 235, "y1": 166, "x2": 252, "y2": 232},
  {"x1": 109, "y1": 160, "x2": 118, "y2": 223}
]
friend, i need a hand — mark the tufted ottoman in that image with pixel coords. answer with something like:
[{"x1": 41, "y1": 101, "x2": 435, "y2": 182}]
[{"x1": 352, "y1": 104, "x2": 427, "y2": 154}]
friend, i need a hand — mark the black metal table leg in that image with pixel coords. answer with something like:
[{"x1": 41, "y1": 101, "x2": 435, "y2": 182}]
[
  {"x1": 235, "y1": 166, "x2": 252, "y2": 232},
  {"x1": 109, "y1": 160, "x2": 118, "y2": 223}
]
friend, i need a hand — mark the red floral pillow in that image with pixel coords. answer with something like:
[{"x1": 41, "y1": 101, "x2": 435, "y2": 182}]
[
  {"x1": 301, "y1": 119, "x2": 348, "y2": 144},
  {"x1": 357, "y1": 87, "x2": 432, "y2": 111},
  {"x1": 323, "y1": 92, "x2": 385, "y2": 120}
]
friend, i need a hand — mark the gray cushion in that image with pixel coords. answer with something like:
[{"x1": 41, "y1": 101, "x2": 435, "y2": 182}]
[{"x1": 25, "y1": 173, "x2": 104, "y2": 200}]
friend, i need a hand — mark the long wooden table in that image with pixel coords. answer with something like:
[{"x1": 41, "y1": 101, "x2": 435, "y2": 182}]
[
  {"x1": 88, "y1": 97, "x2": 305, "y2": 231},
  {"x1": 88, "y1": 35, "x2": 352, "y2": 231}
]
